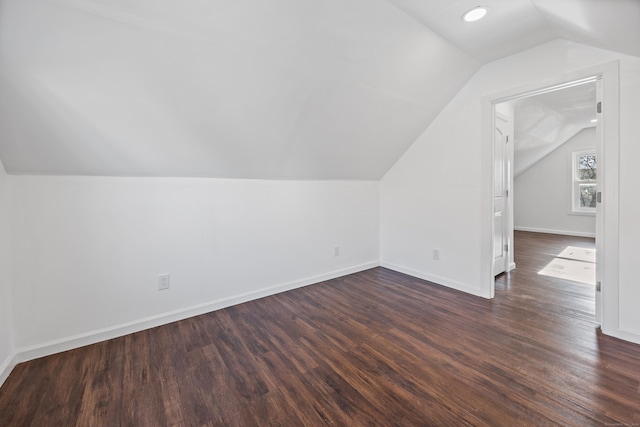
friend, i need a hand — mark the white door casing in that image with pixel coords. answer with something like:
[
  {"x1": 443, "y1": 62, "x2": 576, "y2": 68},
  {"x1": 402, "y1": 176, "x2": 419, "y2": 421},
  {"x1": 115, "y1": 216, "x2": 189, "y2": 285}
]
[
  {"x1": 484, "y1": 62, "x2": 619, "y2": 332},
  {"x1": 595, "y1": 77, "x2": 603, "y2": 325}
]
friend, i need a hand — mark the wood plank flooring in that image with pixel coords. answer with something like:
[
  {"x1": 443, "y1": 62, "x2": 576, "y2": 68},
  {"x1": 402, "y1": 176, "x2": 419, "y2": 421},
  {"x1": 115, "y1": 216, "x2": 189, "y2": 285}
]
[{"x1": 1, "y1": 231, "x2": 639, "y2": 426}]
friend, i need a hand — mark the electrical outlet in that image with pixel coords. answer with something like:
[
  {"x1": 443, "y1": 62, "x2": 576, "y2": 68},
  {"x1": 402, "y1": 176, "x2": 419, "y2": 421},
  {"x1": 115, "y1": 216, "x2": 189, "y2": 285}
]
[
  {"x1": 432, "y1": 249, "x2": 440, "y2": 261},
  {"x1": 158, "y1": 273, "x2": 170, "y2": 290},
  {"x1": 333, "y1": 246, "x2": 340, "y2": 257}
]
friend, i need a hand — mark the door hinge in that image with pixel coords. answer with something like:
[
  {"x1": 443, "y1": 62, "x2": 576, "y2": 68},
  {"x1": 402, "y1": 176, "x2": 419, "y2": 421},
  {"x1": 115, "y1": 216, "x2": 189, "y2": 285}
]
[
  {"x1": 597, "y1": 191, "x2": 602, "y2": 203},
  {"x1": 504, "y1": 244, "x2": 509, "y2": 252},
  {"x1": 506, "y1": 135, "x2": 509, "y2": 143},
  {"x1": 597, "y1": 101, "x2": 602, "y2": 113},
  {"x1": 596, "y1": 281, "x2": 601, "y2": 292},
  {"x1": 505, "y1": 189, "x2": 509, "y2": 198}
]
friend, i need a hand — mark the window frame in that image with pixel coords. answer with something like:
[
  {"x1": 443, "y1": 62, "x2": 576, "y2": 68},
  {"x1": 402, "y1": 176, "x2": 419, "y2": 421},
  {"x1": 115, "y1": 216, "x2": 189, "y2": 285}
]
[{"x1": 570, "y1": 149, "x2": 597, "y2": 215}]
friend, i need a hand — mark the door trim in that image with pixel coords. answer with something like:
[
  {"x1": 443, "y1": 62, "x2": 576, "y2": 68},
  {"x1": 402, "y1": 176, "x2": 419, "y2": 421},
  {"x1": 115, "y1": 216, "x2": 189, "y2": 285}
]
[{"x1": 481, "y1": 61, "x2": 619, "y2": 335}]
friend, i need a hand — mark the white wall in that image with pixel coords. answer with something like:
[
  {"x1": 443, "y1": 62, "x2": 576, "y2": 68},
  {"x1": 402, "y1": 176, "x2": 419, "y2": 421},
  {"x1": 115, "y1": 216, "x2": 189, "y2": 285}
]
[
  {"x1": 0, "y1": 159, "x2": 14, "y2": 386},
  {"x1": 617, "y1": 50, "x2": 640, "y2": 340},
  {"x1": 514, "y1": 127, "x2": 596, "y2": 237},
  {"x1": 380, "y1": 40, "x2": 640, "y2": 343},
  {"x1": 10, "y1": 176, "x2": 379, "y2": 358}
]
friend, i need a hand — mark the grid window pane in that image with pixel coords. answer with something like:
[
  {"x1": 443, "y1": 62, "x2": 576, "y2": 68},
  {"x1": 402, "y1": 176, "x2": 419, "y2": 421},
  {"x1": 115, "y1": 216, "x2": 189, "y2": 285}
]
[
  {"x1": 578, "y1": 155, "x2": 597, "y2": 180},
  {"x1": 579, "y1": 184, "x2": 597, "y2": 208}
]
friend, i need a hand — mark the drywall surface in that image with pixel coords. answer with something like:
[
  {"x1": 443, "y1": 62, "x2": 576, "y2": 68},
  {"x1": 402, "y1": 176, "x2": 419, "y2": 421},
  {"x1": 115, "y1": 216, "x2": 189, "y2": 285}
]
[
  {"x1": 380, "y1": 39, "x2": 640, "y2": 343},
  {"x1": 0, "y1": 160, "x2": 14, "y2": 385},
  {"x1": 514, "y1": 127, "x2": 596, "y2": 237},
  {"x1": 0, "y1": 0, "x2": 478, "y2": 180},
  {"x1": 10, "y1": 176, "x2": 379, "y2": 355},
  {"x1": 617, "y1": 53, "x2": 640, "y2": 339}
]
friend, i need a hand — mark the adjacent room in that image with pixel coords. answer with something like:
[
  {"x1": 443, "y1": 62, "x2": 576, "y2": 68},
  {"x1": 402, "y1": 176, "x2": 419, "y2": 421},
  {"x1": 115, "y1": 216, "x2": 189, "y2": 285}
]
[
  {"x1": 1, "y1": 0, "x2": 640, "y2": 425},
  {"x1": 501, "y1": 80, "x2": 599, "y2": 287}
]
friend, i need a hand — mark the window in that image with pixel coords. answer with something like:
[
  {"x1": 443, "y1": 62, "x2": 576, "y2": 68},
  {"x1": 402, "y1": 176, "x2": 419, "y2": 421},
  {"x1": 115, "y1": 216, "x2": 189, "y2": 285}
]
[{"x1": 571, "y1": 150, "x2": 597, "y2": 214}]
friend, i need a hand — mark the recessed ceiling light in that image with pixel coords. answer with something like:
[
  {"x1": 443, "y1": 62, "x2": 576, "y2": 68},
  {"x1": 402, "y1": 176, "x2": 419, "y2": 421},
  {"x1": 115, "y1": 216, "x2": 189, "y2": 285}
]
[{"x1": 462, "y1": 6, "x2": 488, "y2": 22}]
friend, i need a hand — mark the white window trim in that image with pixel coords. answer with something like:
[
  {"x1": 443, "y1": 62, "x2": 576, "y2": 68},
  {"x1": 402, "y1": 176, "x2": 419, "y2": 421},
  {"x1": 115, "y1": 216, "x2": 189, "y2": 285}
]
[{"x1": 570, "y1": 149, "x2": 596, "y2": 216}]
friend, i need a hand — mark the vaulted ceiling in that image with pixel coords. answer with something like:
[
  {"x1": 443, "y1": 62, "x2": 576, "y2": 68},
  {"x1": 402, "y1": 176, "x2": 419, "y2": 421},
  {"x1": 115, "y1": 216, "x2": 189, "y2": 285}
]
[
  {"x1": 510, "y1": 81, "x2": 597, "y2": 177},
  {"x1": 0, "y1": 0, "x2": 638, "y2": 179}
]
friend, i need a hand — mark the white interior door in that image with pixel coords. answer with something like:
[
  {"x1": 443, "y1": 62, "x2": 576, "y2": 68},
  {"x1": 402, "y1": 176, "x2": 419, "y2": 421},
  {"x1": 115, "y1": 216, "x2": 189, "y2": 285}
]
[{"x1": 493, "y1": 112, "x2": 510, "y2": 275}]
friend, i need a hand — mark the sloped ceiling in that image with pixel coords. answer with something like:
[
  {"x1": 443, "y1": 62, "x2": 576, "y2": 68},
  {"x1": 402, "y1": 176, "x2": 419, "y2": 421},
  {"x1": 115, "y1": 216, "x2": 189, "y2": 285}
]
[
  {"x1": 510, "y1": 81, "x2": 597, "y2": 177},
  {"x1": 0, "y1": 0, "x2": 638, "y2": 179},
  {"x1": 386, "y1": 0, "x2": 640, "y2": 63},
  {"x1": 0, "y1": 0, "x2": 479, "y2": 179}
]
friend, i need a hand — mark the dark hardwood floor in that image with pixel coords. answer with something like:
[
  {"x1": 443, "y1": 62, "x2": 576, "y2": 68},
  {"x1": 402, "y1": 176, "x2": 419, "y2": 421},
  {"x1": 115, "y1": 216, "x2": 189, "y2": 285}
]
[{"x1": 1, "y1": 231, "x2": 639, "y2": 426}]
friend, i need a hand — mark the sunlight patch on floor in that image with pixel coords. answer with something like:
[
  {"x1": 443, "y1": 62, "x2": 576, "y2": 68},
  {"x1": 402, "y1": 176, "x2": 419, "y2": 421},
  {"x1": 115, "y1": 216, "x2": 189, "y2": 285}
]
[
  {"x1": 538, "y1": 246, "x2": 596, "y2": 285},
  {"x1": 557, "y1": 246, "x2": 596, "y2": 263}
]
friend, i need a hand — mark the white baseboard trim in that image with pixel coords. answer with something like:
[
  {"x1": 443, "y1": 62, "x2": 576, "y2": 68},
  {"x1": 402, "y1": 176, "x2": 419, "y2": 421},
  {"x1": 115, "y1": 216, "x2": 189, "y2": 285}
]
[
  {"x1": 514, "y1": 226, "x2": 595, "y2": 238},
  {"x1": 14, "y1": 261, "x2": 379, "y2": 364},
  {"x1": 380, "y1": 262, "x2": 487, "y2": 299},
  {"x1": 603, "y1": 326, "x2": 640, "y2": 346},
  {"x1": 0, "y1": 352, "x2": 18, "y2": 389}
]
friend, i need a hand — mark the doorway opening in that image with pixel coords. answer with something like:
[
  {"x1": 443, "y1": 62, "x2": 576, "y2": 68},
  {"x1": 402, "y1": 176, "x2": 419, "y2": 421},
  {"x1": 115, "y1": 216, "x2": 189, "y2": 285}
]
[
  {"x1": 486, "y1": 62, "x2": 620, "y2": 329},
  {"x1": 495, "y1": 77, "x2": 598, "y2": 275}
]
